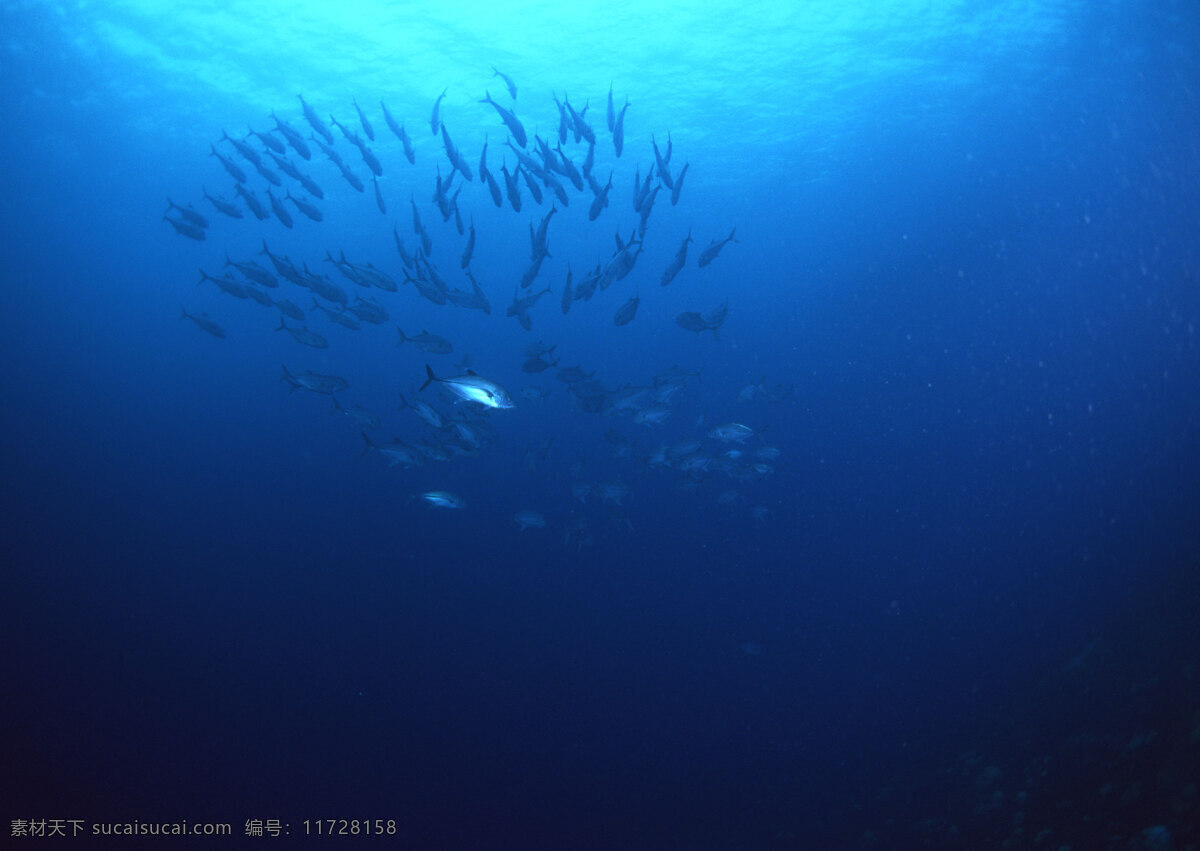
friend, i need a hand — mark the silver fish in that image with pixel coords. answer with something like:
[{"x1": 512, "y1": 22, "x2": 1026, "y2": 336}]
[{"x1": 420, "y1": 364, "x2": 513, "y2": 409}]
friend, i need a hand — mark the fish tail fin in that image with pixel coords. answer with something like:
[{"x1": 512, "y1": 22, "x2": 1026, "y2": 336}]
[
  {"x1": 396, "y1": 391, "x2": 409, "y2": 410},
  {"x1": 275, "y1": 316, "x2": 286, "y2": 331},
  {"x1": 179, "y1": 306, "x2": 188, "y2": 320},
  {"x1": 258, "y1": 239, "x2": 269, "y2": 256},
  {"x1": 729, "y1": 227, "x2": 738, "y2": 242},
  {"x1": 420, "y1": 364, "x2": 437, "y2": 392},
  {"x1": 395, "y1": 326, "x2": 407, "y2": 346},
  {"x1": 360, "y1": 431, "x2": 376, "y2": 455}
]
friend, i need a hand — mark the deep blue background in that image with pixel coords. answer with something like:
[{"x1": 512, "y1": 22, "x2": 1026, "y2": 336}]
[{"x1": 2, "y1": 0, "x2": 1199, "y2": 847}]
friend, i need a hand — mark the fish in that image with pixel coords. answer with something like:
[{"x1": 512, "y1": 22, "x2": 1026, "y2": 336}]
[
  {"x1": 421, "y1": 491, "x2": 465, "y2": 509},
  {"x1": 513, "y1": 509, "x2": 546, "y2": 531},
  {"x1": 518, "y1": 254, "x2": 546, "y2": 290},
  {"x1": 224, "y1": 255, "x2": 276, "y2": 287},
  {"x1": 479, "y1": 90, "x2": 527, "y2": 147},
  {"x1": 420, "y1": 364, "x2": 514, "y2": 409},
  {"x1": 522, "y1": 355, "x2": 559, "y2": 373},
  {"x1": 531, "y1": 205, "x2": 556, "y2": 259},
  {"x1": 660, "y1": 229, "x2": 693, "y2": 286},
  {"x1": 380, "y1": 99, "x2": 402, "y2": 137},
  {"x1": 553, "y1": 93, "x2": 570, "y2": 144},
  {"x1": 332, "y1": 397, "x2": 380, "y2": 430},
  {"x1": 243, "y1": 286, "x2": 274, "y2": 307},
  {"x1": 461, "y1": 217, "x2": 476, "y2": 269},
  {"x1": 304, "y1": 269, "x2": 349, "y2": 305},
  {"x1": 651, "y1": 134, "x2": 674, "y2": 190},
  {"x1": 165, "y1": 198, "x2": 208, "y2": 229},
  {"x1": 492, "y1": 66, "x2": 518, "y2": 99},
  {"x1": 272, "y1": 298, "x2": 305, "y2": 321},
  {"x1": 163, "y1": 215, "x2": 205, "y2": 240},
  {"x1": 478, "y1": 134, "x2": 493, "y2": 182},
  {"x1": 347, "y1": 296, "x2": 389, "y2": 324},
  {"x1": 560, "y1": 264, "x2": 573, "y2": 315},
  {"x1": 179, "y1": 307, "x2": 225, "y2": 338},
  {"x1": 430, "y1": 87, "x2": 447, "y2": 135},
  {"x1": 504, "y1": 140, "x2": 545, "y2": 178},
  {"x1": 336, "y1": 161, "x2": 364, "y2": 192},
  {"x1": 582, "y1": 139, "x2": 595, "y2": 179},
  {"x1": 596, "y1": 480, "x2": 629, "y2": 505},
  {"x1": 571, "y1": 265, "x2": 600, "y2": 302},
  {"x1": 633, "y1": 166, "x2": 654, "y2": 212},
  {"x1": 298, "y1": 94, "x2": 334, "y2": 144},
  {"x1": 395, "y1": 328, "x2": 453, "y2": 354},
  {"x1": 520, "y1": 166, "x2": 543, "y2": 204},
  {"x1": 500, "y1": 163, "x2": 521, "y2": 212},
  {"x1": 311, "y1": 134, "x2": 343, "y2": 166},
  {"x1": 220, "y1": 128, "x2": 262, "y2": 167},
  {"x1": 360, "y1": 433, "x2": 423, "y2": 467},
  {"x1": 234, "y1": 184, "x2": 269, "y2": 220},
  {"x1": 271, "y1": 111, "x2": 312, "y2": 159},
  {"x1": 330, "y1": 113, "x2": 358, "y2": 145},
  {"x1": 275, "y1": 317, "x2": 328, "y2": 348},
  {"x1": 311, "y1": 299, "x2": 361, "y2": 330},
  {"x1": 564, "y1": 97, "x2": 595, "y2": 145},
  {"x1": 555, "y1": 144, "x2": 584, "y2": 190},
  {"x1": 676, "y1": 311, "x2": 711, "y2": 334},
  {"x1": 357, "y1": 143, "x2": 383, "y2": 177},
  {"x1": 709, "y1": 423, "x2": 755, "y2": 443},
  {"x1": 482, "y1": 167, "x2": 503, "y2": 208},
  {"x1": 588, "y1": 171, "x2": 612, "y2": 221},
  {"x1": 612, "y1": 98, "x2": 629, "y2": 157},
  {"x1": 633, "y1": 405, "x2": 671, "y2": 426},
  {"x1": 352, "y1": 97, "x2": 375, "y2": 140},
  {"x1": 524, "y1": 340, "x2": 556, "y2": 358},
  {"x1": 542, "y1": 171, "x2": 569, "y2": 207},
  {"x1": 441, "y1": 123, "x2": 473, "y2": 181},
  {"x1": 196, "y1": 268, "x2": 248, "y2": 302},
  {"x1": 208, "y1": 145, "x2": 247, "y2": 183},
  {"x1": 555, "y1": 365, "x2": 592, "y2": 383},
  {"x1": 268, "y1": 151, "x2": 303, "y2": 182},
  {"x1": 372, "y1": 176, "x2": 386, "y2": 214},
  {"x1": 508, "y1": 285, "x2": 552, "y2": 325},
  {"x1": 613, "y1": 292, "x2": 640, "y2": 326},
  {"x1": 410, "y1": 197, "x2": 433, "y2": 256},
  {"x1": 521, "y1": 386, "x2": 551, "y2": 402},
  {"x1": 463, "y1": 270, "x2": 492, "y2": 314},
  {"x1": 697, "y1": 227, "x2": 738, "y2": 267},
  {"x1": 286, "y1": 191, "x2": 323, "y2": 222},
  {"x1": 606, "y1": 83, "x2": 615, "y2": 132},
  {"x1": 298, "y1": 172, "x2": 324, "y2": 199},
  {"x1": 280, "y1": 364, "x2": 348, "y2": 394},
  {"x1": 397, "y1": 392, "x2": 448, "y2": 429},
  {"x1": 252, "y1": 159, "x2": 282, "y2": 186},
  {"x1": 266, "y1": 189, "x2": 293, "y2": 228},
  {"x1": 670, "y1": 161, "x2": 689, "y2": 205},
  {"x1": 404, "y1": 268, "x2": 448, "y2": 306},
  {"x1": 382, "y1": 101, "x2": 416, "y2": 164}
]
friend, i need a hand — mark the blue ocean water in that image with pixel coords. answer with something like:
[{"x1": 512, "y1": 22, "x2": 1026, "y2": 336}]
[{"x1": 2, "y1": 0, "x2": 1199, "y2": 847}]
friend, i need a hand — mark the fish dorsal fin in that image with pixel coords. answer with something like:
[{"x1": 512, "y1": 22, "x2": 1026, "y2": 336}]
[{"x1": 466, "y1": 369, "x2": 479, "y2": 376}]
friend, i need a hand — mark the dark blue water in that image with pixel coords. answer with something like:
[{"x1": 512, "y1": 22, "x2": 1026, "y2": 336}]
[{"x1": 3, "y1": 1, "x2": 1199, "y2": 847}]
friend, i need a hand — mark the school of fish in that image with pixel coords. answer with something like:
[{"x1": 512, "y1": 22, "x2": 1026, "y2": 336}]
[{"x1": 166, "y1": 72, "x2": 790, "y2": 545}]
